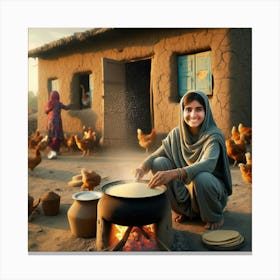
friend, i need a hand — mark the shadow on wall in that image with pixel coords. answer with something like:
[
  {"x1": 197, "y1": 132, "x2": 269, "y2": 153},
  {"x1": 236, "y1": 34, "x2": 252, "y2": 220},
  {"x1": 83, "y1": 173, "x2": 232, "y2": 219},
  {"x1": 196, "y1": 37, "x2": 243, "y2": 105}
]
[{"x1": 68, "y1": 108, "x2": 98, "y2": 132}]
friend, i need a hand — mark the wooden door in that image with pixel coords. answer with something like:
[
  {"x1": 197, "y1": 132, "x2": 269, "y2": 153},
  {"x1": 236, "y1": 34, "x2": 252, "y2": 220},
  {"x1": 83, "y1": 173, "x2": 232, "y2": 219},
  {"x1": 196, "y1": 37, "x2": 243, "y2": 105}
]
[{"x1": 102, "y1": 58, "x2": 127, "y2": 147}]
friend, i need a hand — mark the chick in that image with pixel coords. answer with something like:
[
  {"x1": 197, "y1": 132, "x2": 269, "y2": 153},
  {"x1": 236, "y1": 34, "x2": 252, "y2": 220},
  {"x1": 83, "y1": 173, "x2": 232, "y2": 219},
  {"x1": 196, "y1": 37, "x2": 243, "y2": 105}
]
[{"x1": 137, "y1": 128, "x2": 156, "y2": 153}]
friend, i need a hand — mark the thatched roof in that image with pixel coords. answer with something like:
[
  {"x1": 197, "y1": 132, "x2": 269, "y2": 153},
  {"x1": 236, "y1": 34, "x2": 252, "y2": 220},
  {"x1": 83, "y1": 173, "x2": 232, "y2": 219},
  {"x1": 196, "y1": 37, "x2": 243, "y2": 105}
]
[{"x1": 28, "y1": 28, "x2": 113, "y2": 58}]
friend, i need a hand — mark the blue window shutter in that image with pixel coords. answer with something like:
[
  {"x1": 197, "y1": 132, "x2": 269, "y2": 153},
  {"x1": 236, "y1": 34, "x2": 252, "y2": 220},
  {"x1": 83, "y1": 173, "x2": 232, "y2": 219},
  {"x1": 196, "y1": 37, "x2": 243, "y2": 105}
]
[
  {"x1": 178, "y1": 56, "x2": 187, "y2": 98},
  {"x1": 178, "y1": 55, "x2": 195, "y2": 98},
  {"x1": 195, "y1": 51, "x2": 212, "y2": 95}
]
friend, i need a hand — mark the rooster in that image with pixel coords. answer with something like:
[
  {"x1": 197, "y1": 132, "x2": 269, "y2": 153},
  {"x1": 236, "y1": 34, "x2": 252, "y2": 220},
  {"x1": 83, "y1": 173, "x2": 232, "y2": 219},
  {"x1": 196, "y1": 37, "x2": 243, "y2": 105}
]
[
  {"x1": 28, "y1": 146, "x2": 42, "y2": 171},
  {"x1": 137, "y1": 128, "x2": 156, "y2": 153},
  {"x1": 74, "y1": 135, "x2": 95, "y2": 157},
  {"x1": 238, "y1": 152, "x2": 252, "y2": 183},
  {"x1": 80, "y1": 168, "x2": 101, "y2": 191}
]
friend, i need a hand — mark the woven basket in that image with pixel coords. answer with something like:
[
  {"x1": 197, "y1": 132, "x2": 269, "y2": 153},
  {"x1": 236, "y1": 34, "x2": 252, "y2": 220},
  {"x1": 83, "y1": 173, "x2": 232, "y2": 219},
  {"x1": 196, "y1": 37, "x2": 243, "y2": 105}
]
[{"x1": 41, "y1": 191, "x2": 60, "y2": 216}]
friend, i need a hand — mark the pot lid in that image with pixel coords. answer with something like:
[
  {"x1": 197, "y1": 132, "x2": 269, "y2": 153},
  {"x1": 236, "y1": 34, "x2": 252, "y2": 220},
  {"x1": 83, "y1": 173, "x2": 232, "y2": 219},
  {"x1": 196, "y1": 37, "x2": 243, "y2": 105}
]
[
  {"x1": 103, "y1": 181, "x2": 166, "y2": 198},
  {"x1": 72, "y1": 191, "x2": 103, "y2": 201}
]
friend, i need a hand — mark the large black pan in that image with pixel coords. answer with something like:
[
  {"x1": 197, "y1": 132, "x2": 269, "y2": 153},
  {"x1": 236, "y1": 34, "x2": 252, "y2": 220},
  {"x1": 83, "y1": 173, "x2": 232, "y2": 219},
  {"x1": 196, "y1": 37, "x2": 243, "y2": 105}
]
[{"x1": 98, "y1": 180, "x2": 168, "y2": 226}]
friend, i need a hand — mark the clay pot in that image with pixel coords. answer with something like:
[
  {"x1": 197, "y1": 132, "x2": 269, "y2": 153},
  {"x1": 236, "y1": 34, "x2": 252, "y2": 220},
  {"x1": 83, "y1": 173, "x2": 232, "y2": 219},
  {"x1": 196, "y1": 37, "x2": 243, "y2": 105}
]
[
  {"x1": 100, "y1": 180, "x2": 168, "y2": 226},
  {"x1": 67, "y1": 191, "x2": 103, "y2": 238},
  {"x1": 41, "y1": 191, "x2": 60, "y2": 216}
]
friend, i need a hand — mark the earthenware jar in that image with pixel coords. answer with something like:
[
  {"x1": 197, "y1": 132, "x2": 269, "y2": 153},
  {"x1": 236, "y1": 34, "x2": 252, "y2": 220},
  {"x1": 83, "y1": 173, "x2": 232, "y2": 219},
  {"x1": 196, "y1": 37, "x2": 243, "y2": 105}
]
[
  {"x1": 41, "y1": 191, "x2": 60, "y2": 216},
  {"x1": 67, "y1": 191, "x2": 103, "y2": 238}
]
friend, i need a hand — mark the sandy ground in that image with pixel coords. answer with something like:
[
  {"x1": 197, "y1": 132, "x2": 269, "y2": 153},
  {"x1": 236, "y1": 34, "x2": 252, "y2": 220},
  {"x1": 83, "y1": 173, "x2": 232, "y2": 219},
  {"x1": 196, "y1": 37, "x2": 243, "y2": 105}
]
[{"x1": 28, "y1": 147, "x2": 252, "y2": 253}]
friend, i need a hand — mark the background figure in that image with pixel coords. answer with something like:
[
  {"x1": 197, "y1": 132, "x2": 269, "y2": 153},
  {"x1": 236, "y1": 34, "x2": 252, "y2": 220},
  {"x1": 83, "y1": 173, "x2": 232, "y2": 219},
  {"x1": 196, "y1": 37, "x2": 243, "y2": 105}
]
[
  {"x1": 45, "y1": 90, "x2": 71, "y2": 155},
  {"x1": 80, "y1": 84, "x2": 91, "y2": 109}
]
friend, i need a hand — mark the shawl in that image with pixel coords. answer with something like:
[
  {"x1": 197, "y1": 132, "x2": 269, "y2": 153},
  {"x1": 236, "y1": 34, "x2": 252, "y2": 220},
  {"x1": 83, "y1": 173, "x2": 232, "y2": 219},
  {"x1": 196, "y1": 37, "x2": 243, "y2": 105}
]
[
  {"x1": 162, "y1": 90, "x2": 232, "y2": 195},
  {"x1": 45, "y1": 91, "x2": 60, "y2": 114}
]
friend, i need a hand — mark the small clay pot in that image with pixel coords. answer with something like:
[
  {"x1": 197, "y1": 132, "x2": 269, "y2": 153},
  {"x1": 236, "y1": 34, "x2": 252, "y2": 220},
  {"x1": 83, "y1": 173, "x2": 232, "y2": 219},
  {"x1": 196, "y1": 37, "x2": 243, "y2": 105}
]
[
  {"x1": 41, "y1": 191, "x2": 60, "y2": 216},
  {"x1": 67, "y1": 191, "x2": 102, "y2": 238}
]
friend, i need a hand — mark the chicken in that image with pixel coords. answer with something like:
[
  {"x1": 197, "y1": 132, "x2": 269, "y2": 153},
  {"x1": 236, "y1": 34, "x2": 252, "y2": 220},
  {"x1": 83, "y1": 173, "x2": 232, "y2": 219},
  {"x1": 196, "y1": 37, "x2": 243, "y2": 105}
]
[
  {"x1": 225, "y1": 136, "x2": 247, "y2": 166},
  {"x1": 231, "y1": 125, "x2": 240, "y2": 142},
  {"x1": 83, "y1": 127, "x2": 97, "y2": 142},
  {"x1": 238, "y1": 152, "x2": 252, "y2": 183},
  {"x1": 238, "y1": 123, "x2": 252, "y2": 144},
  {"x1": 80, "y1": 168, "x2": 101, "y2": 191},
  {"x1": 37, "y1": 135, "x2": 48, "y2": 152},
  {"x1": 28, "y1": 146, "x2": 42, "y2": 171},
  {"x1": 28, "y1": 129, "x2": 43, "y2": 149},
  {"x1": 74, "y1": 135, "x2": 95, "y2": 156},
  {"x1": 66, "y1": 134, "x2": 78, "y2": 152},
  {"x1": 137, "y1": 128, "x2": 156, "y2": 153}
]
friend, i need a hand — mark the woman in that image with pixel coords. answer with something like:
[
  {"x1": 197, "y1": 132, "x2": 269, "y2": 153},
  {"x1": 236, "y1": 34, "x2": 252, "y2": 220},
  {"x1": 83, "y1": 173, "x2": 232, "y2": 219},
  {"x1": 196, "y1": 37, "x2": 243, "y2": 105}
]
[
  {"x1": 45, "y1": 90, "x2": 71, "y2": 156},
  {"x1": 135, "y1": 90, "x2": 232, "y2": 230}
]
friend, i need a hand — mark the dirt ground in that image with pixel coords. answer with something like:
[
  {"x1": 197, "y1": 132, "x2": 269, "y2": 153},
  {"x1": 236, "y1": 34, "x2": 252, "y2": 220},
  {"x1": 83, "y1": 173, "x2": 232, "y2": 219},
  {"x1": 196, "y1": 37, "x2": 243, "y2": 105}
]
[{"x1": 28, "y1": 147, "x2": 252, "y2": 253}]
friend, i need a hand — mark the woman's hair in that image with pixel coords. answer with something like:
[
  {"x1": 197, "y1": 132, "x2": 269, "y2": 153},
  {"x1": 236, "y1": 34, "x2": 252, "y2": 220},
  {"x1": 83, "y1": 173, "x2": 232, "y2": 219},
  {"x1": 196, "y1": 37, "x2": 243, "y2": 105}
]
[{"x1": 182, "y1": 91, "x2": 206, "y2": 112}]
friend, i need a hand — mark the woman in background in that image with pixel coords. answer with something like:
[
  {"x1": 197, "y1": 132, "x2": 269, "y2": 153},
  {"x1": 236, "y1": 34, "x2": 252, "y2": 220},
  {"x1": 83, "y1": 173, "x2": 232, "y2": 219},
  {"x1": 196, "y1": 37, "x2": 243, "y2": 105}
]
[
  {"x1": 45, "y1": 90, "x2": 71, "y2": 157},
  {"x1": 135, "y1": 90, "x2": 232, "y2": 230}
]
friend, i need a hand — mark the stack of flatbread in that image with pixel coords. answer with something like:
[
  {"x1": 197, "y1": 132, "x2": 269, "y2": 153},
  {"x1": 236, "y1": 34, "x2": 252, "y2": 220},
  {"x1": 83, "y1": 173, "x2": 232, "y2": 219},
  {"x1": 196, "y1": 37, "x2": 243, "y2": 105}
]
[
  {"x1": 67, "y1": 174, "x2": 83, "y2": 188},
  {"x1": 202, "y1": 230, "x2": 245, "y2": 250}
]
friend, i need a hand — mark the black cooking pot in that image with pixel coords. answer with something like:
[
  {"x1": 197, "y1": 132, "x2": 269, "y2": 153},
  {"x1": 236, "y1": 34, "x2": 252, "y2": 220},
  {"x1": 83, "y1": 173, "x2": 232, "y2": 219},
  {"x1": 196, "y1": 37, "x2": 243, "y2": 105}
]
[{"x1": 98, "y1": 180, "x2": 168, "y2": 226}]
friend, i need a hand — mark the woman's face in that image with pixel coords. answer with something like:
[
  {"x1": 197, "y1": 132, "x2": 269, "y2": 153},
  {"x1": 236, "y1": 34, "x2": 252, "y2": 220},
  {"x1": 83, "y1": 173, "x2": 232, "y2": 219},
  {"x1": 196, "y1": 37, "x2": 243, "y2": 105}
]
[{"x1": 183, "y1": 100, "x2": 205, "y2": 134}]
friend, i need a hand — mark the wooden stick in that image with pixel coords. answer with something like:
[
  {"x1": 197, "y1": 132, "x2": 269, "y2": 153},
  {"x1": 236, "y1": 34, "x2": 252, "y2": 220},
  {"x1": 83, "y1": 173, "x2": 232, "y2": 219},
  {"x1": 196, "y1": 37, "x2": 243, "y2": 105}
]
[
  {"x1": 112, "y1": 226, "x2": 133, "y2": 251},
  {"x1": 137, "y1": 226, "x2": 151, "y2": 240}
]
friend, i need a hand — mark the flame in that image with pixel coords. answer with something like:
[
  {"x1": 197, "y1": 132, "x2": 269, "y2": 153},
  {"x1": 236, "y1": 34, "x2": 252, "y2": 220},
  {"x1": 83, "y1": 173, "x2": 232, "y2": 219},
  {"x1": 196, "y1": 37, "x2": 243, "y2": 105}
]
[{"x1": 113, "y1": 224, "x2": 158, "y2": 251}]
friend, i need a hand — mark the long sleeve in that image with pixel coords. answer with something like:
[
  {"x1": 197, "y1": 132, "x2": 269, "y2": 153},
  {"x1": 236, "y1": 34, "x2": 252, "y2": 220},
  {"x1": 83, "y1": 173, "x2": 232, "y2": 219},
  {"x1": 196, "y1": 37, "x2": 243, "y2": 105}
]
[
  {"x1": 142, "y1": 145, "x2": 167, "y2": 170},
  {"x1": 183, "y1": 141, "x2": 220, "y2": 184}
]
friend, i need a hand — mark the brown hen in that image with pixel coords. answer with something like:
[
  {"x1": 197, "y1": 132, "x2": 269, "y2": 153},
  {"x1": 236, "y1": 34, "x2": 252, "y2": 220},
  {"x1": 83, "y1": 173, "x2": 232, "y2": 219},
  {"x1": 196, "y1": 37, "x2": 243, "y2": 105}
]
[
  {"x1": 238, "y1": 152, "x2": 252, "y2": 183},
  {"x1": 28, "y1": 146, "x2": 42, "y2": 171},
  {"x1": 225, "y1": 135, "x2": 247, "y2": 166},
  {"x1": 137, "y1": 128, "x2": 156, "y2": 153}
]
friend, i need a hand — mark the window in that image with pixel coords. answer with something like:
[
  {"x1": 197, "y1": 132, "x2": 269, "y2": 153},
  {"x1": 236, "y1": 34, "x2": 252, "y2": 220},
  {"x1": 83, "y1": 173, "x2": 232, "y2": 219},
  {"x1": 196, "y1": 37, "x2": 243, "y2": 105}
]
[
  {"x1": 48, "y1": 78, "x2": 59, "y2": 94},
  {"x1": 177, "y1": 50, "x2": 212, "y2": 98},
  {"x1": 71, "y1": 72, "x2": 93, "y2": 110}
]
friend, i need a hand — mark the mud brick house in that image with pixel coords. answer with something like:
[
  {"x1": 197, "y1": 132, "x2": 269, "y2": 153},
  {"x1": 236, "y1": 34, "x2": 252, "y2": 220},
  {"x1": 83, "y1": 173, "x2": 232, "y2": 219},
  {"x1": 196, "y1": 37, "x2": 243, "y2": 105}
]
[{"x1": 28, "y1": 28, "x2": 252, "y2": 148}]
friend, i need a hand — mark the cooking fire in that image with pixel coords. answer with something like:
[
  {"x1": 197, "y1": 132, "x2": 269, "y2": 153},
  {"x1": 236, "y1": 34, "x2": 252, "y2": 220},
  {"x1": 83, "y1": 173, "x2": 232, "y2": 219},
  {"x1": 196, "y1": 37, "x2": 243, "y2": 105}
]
[{"x1": 110, "y1": 224, "x2": 159, "y2": 251}]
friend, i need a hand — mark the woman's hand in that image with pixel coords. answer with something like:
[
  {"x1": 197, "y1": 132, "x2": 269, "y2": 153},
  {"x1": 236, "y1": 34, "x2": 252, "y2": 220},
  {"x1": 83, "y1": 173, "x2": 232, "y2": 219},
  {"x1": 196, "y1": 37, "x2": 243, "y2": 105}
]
[
  {"x1": 134, "y1": 165, "x2": 149, "y2": 181},
  {"x1": 148, "y1": 170, "x2": 177, "y2": 188}
]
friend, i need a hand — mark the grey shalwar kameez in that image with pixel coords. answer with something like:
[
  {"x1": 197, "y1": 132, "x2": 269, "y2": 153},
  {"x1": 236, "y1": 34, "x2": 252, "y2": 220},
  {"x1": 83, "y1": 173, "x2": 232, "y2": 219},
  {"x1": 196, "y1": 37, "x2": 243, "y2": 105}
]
[{"x1": 142, "y1": 90, "x2": 232, "y2": 223}]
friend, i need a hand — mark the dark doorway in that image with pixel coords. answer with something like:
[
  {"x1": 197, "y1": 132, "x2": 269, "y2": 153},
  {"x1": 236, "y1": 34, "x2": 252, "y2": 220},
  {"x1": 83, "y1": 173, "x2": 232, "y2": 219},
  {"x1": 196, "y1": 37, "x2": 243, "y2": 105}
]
[
  {"x1": 125, "y1": 59, "x2": 152, "y2": 146},
  {"x1": 103, "y1": 58, "x2": 152, "y2": 148}
]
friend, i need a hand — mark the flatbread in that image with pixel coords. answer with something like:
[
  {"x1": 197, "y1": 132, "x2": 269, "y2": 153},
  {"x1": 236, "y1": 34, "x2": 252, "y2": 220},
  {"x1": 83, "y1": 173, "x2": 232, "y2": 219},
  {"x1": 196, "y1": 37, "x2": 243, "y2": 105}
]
[
  {"x1": 202, "y1": 234, "x2": 242, "y2": 246},
  {"x1": 72, "y1": 174, "x2": 82, "y2": 181},
  {"x1": 202, "y1": 235, "x2": 245, "y2": 250},
  {"x1": 68, "y1": 180, "x2": 83, "y2": 188},
  {"x1": 202, "y1": 230, "x2": 240, "y2": 243}
]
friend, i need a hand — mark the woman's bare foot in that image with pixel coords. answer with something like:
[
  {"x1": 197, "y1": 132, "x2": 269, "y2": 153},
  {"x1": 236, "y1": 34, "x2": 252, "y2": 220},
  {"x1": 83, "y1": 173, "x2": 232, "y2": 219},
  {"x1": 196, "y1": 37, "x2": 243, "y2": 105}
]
[
  {"x1": 204, "y1": 219, "x2": 224, "y2": 230},
  {"x1": 174, "y1": 214, "x2": 187, "y2": 223}
]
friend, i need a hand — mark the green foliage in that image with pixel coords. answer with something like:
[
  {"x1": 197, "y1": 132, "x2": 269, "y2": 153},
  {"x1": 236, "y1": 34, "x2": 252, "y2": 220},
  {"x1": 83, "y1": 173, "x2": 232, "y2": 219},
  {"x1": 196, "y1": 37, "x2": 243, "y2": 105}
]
[{"x1": 28, "y1": 91, "x2": 38, "y2": 114}]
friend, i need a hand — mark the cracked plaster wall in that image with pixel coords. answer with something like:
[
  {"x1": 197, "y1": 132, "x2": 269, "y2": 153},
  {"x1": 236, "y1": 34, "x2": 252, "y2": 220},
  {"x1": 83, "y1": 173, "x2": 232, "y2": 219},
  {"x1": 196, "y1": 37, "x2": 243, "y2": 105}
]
[{"x1": 36, "y1": 28, "x2": 251, "y2": 142}]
